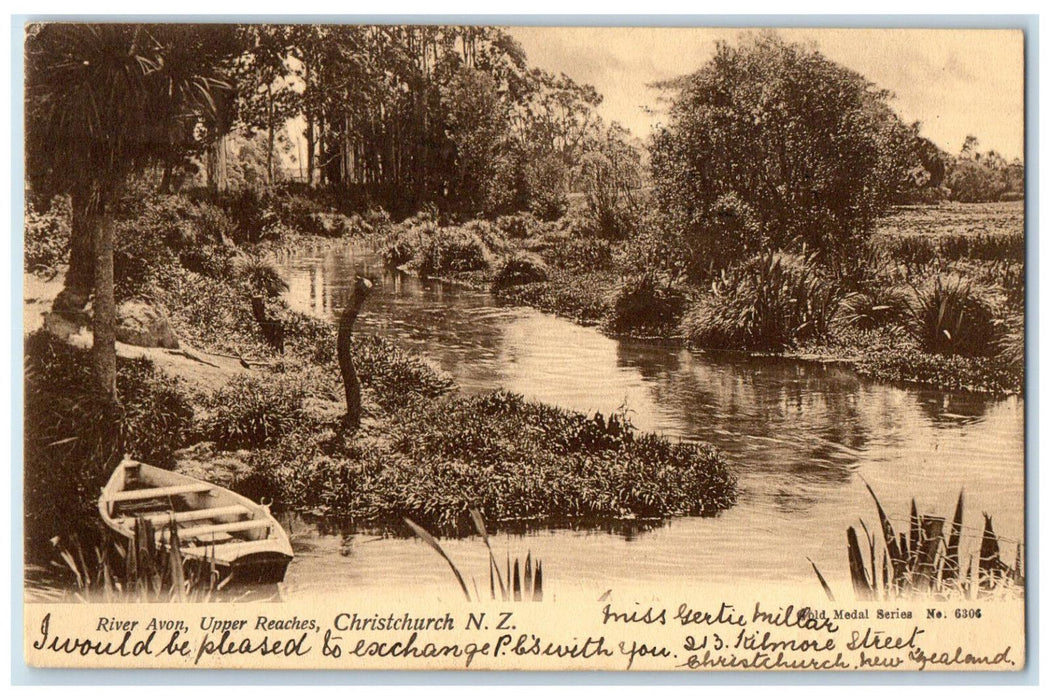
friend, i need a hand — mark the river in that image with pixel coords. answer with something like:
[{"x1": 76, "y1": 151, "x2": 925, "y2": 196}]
[{"x1": 274, "y1": 241, "x2": 1025, "y2": 600}]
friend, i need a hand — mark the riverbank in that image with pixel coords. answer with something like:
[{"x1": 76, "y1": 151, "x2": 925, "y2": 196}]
[
  {"x1": 368, "y1": 203, "x2": 1024, "y2": 396},
  {"x1": 22, "y1": 190, "x2": 738, "y2": 569}
]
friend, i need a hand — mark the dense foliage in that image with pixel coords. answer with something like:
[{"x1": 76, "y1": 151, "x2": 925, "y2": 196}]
[{"x1": 650, "y1": 34, "x2": 918, "y2": 275}]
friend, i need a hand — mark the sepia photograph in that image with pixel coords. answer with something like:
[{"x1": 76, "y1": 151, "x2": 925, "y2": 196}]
[{"x1": 18, "y1": 19, "x2": 1029, "y2": 672}]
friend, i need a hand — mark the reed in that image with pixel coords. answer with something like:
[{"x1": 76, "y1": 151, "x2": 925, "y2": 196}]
[
  {"x1": 28, "y1": 518, "x2": 233, "y2": 603},
  {"x1": 812, "y1": 484, "x2": 1024, "y2": 600},
  {"x1": 404, "y1": 508, "x2": 544, "y2": 603}
]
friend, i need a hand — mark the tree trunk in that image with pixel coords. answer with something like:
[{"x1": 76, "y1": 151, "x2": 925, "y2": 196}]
[
  {"x1": 266, "y1": 85, "x2": 275, "y2": 185},
  {"x1": 305, "y1": 63, "x2": 315, "y2": 188},
  {"x1": 337, "y1": 277, "x2": 373, "y2": 429},
  {"x1": 159, "y1": 160, "x2": 175, "y2": 194},
  {"x1": 206, "y1": 133, "x2": 228, "y2": 193},
  {"x1": 92, "y1": 211, "x2": 118, "y2": 402},
  {"x1": 52, "y1": 189, "x2": 96, "y2": 313}
]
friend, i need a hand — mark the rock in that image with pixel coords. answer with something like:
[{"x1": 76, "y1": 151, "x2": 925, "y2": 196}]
[
  {"x1": 43, "y1": 309, "x2": 90, "y2": 342},
  {"x1": 116, "y1": 301, "x2": 180, "y2": 349}
]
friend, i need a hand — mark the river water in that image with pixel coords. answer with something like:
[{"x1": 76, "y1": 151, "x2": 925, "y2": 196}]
[{"x1": 275, "y1": 241, "x2": 1025, "y2": 599}]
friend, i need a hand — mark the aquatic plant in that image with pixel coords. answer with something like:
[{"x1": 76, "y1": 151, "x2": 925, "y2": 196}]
[
  {"x1": 606, "y1": 274, "x2": 688, "y2": 336},
  {"x1": 27, "y1": 519, "x2": 235, "y2": 603},
  {"x1": 811, "y1": 485, "x2": 1024, "y2": 601},
  {"x1": 838, "y1": 287, "x2": 911, "y2": 332},
  {"x1": 681, "y1": 251, "x2": 844, "y2": 351},
  {"x1": 905, "y1": 275, "x2": 1002, "y2": 357},
  {"x1": 854, "y1": 344, "x2": 1022, "y2": 395},
  {"x1": 404, "y1": 508, "x2": 543, "y2": 602}
]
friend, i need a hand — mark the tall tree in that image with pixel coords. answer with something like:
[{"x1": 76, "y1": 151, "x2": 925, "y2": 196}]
[
  {"x1": 25, "y1": 23, "x2": 231, "y2": 399},
  {"x1": 650, "y1": 33, "x2": 917, "y2": 275}
]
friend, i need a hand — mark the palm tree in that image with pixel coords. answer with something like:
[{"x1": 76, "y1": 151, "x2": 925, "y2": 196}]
[{"x1": 25, "y1": 23, "x2": 232, "y2": 400}]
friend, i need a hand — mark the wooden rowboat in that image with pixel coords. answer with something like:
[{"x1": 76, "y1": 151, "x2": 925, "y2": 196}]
[{"x1": 99, "y1": 458, "x2": 294, "y2": 584}]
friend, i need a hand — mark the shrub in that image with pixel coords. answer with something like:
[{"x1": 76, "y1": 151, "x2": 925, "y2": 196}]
[
  {"x1": 905, "y1": 275, "x2": 1003, "y2": 357},
  {"x1": 542, "y1": 237, "x2": 614, "y2": 273},
  {"x1": 607, "y1": 275, "x2": 688, "y2": 336},
  {"x1": 352, "y1": 334, "x2": 455, "y2": 410},
  {"x1": 178, "y1": 243, "x2": 237, "y2": 279},
  {"x1": 267, "y1": 192, "x2": 327, "y2": 236},
  {"x1": 494, "y1": 270, "x2": 614, "y2": 325},
  {"x1": 838, "y1": 286, "x2": 911, "y2": 332},
  {"x1": 201, "y1": 373, "x2": 306, "y2": 449},
  {"x1": 234, "y1": 254, "x2": 289, "y2": 298},
  {"x1": 156, "y1": 268, "x2": 271, "y2": 358},
  {"x1": 495, "y1": 212, "x2": 550, "y2": 240},
  {"x1": 25, "y1": 195, "x2": 71, "y2": 273},
  {"x1": 521, "y1": 153, "x2": 570, "y2": 221},
  {"x1": 189, "y1": 201, "x2": 235, "y2": 243},
  {"x1": 118, "y1": 358, "x2": 196, "y2": 468},
  {"x1": 491, "y1": 253, "x2": 549, "y2": 292},
  {"x1": 681, "y1": 252, "x2": 844, "y2": 352},
  {"x1": 651, "y1": 35, "x2": 915, "y2": 272},
  {"x1": 415, "y1": 227, "x2": 491, "y2": 276},
  {"x1": 23, "y1": 332, "x2": 195, "y2": 551},
  {"x1": 284, "y1": 310, "x2": 338, "y2": 365}
]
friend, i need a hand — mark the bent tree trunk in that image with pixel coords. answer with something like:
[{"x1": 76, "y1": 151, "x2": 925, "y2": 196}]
[
  {"x1": 337, "y1": 277, "x2": 374, "y2": 429},
  {"x1": 93, "y1": 211, "x2": 118, "y2": 402}
]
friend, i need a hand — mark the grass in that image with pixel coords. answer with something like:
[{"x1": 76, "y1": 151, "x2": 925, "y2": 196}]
[
  {"x1": 904, "y1": 275, "x2": 1003, "y2": 357},
  {"x1": 681, "y1": 251, "x2": 843, "y2": 352},
  {"x1": 27, "y1": 519, "x2": 238, "y2": 603},
  {"x1": 811, "y1": 484, "x2": 1024, "y2": 601},
  {"x1": 405, "y1": 508, "x2": 544, "y2": 602}
]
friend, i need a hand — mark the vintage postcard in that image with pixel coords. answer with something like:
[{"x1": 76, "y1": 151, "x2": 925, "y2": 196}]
[{"x1": 21, "y1": 22, "x2": 1027, "y2": 672}]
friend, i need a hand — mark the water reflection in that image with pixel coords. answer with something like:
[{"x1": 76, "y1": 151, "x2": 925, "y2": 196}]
[{"x1": 275, "y1": 242, "x2": 1024, "y2": 595}]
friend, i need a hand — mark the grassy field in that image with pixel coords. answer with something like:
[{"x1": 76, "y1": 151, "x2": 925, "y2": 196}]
[{"x1": 876, "y1": 201, "x2": 1024, "y2": 239}]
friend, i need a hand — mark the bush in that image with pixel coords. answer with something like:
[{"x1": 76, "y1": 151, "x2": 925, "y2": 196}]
[
  {"x1": 541, "y1": 237, "x2": 614, "y2": 273},
  {"x1": 353, "y1": 334, "x2": 455, "y2": 410},
  {"x1": 118, "y1": 358, "x2": 196, "y2": 468},
  {"x1": 494, "y1": 212, "x2": 550, "y2": 240},
  {"x1": 267, "y1": 192, "x2": 327, "y2": 236},
  {"x1": 905, "y1": 275, "x2": 1003, "y2": 357},
  {"x1": 494, "y1": 270, "x2": 615, "y2": 325},
  {"x1": 23, "y1": 332, "x2": 195, "y2": 551},
  {"x1": 521, "y1": 153, "x2": 570, "y2": 221},
  {"x1": 25, "y1": 195, "x2": 71, "y2": 272},
  {"x1": 178, "y1": 242, "x2": 238, "y2": 279},
  {"x1": 201, "y1": 373, "x2": 306, "y2": 449},
  {"x1": 284, "y1": 310, "x2": 338, "y2": 365},
  {"x1": 838, "y1": 287, "x2": 911, "y2": 332},
  {"x1": 651, "y1": 34, "x2": 916, "y2": 272},
  {"x1": 491, "y1": 253, "x2": 549, "y2": 292},
  {"x1": 234, "y1": 253, "x2": 289, "y2": 298},
  {"x1": 681, "y1": 252, "x2": 844, "y2": 352},
  {"x1": 607, "y1": 275, "x2": 688, "y2": 336},
  {"x1": 415, "y1": 226, "x2": 492, "y2": 276},
  {"x1": 156, "y1": 268, "x2": 271, "y2": 358}
]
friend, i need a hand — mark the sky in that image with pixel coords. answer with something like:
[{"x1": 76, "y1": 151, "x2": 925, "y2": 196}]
[{"x1": 506, "y1": 27, "x2": 1025, "y2": 160}]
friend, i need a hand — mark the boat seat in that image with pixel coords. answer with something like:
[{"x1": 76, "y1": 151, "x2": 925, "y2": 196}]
[
  {"x1": 136, "y1": 505, "x2": 252, "y2": 527},
  {"x1": 161, "y1": 519, "x2": 271, "y2": 541},
  {"x1": 110, "y1": 484, "x2": 212, "y2": 502}
]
